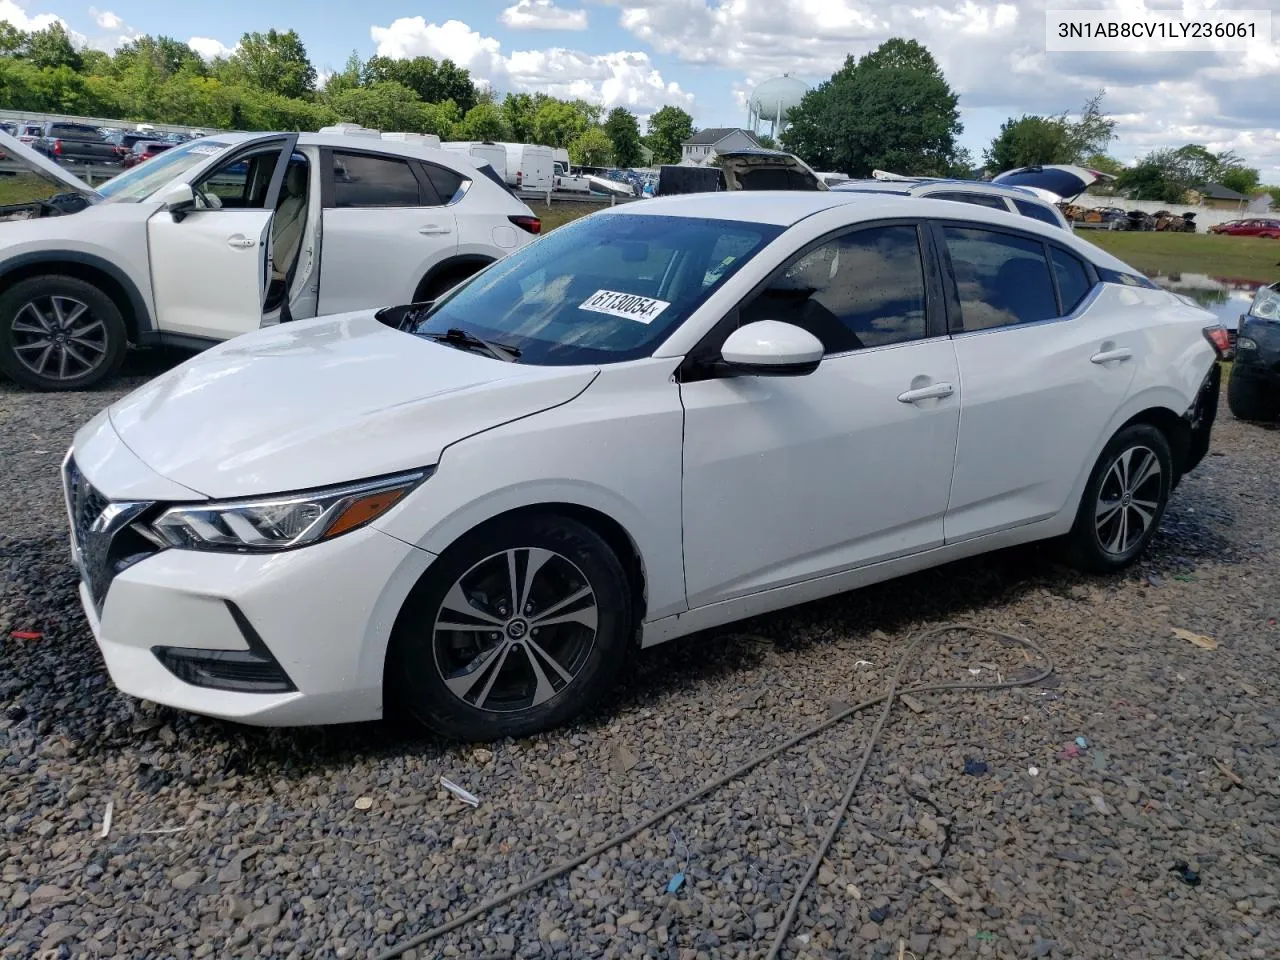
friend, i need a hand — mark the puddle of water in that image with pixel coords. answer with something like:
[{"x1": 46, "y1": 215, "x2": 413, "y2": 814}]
[{"x1": 1151, "y1": 272, "x2": 1265, "y2": 328}]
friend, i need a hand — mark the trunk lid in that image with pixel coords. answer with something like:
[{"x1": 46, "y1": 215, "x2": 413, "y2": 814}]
[{"x1": 991, "y1": 164, "x2": 1116, "y2": 203}]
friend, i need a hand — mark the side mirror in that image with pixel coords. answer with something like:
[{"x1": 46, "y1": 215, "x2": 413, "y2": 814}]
[
  {"x1": 719, "y1": 320, "x2": 823, "y2": 377},
  {"x1": 156, "y1": 181, "x2": 195, "y2": 221}
]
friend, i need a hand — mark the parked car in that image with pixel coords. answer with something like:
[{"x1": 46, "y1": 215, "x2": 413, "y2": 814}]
[
  {"x1": 120, "y1": 140, "x2": 175, "y2": 168},
  {"x1": 1228, "y1": 282, "x2": 1280, "y2": 420},
  {"x1": 552, "y1": 161, "x2": 591, "y2": 193},
  {"x1": 61, "y1": 191, "x2": 1225, "y2": 740},
  {"x1": 17, "y1": 123, "x2": 43, "y2": 146},
  {"x1": 834, "y1": 169, "x2": 1088, "y2": 231},
  {"x1": 1209, "y1": 218, "x2": 1280, "y2": 238},
  {"x1": 32, "y1": 121, "x2": 120, "y2": 165},
  {"x1": 658, "y1": 149, "x2": 827, "y2": 195},
  {"x1": 0, "y1": 129, "x2": 540, "y2": 390}
]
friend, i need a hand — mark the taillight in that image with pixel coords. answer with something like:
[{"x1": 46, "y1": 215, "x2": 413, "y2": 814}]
[
  {"x1": 53, "y1": 139, "x2": 62, "y2": 156},
  {"x1": 1203, "y1": 325, "x2": 1231, "y2": 359},
  {"x1": 516, "y1": 170, "x2": 523, "y2": 187},
  {"x1": 509, "y1": 215, "x2": 541, "y2": 235}
]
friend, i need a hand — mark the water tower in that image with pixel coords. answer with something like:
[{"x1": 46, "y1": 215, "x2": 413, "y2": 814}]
[{"x1": 748, "y1": 74, "x2": 809, "y2": 138}]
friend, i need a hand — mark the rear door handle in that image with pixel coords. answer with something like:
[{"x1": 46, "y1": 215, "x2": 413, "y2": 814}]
[
  {"x1": 897, "y1": 382, "x2": 954, "y2": 404},
  {"x1": 418, "y1": 224, "x2": 451, "y2": 235},
  {"x1": 1090, "y1": 348, "x2": 1133, "y2": 364},
  {"x1": 226, "y1": 235, "x2": 256, "y2": 249}
]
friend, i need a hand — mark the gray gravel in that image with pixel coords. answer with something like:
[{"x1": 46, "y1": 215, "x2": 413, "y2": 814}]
[{"x1": 2, "y1": 359, "x2": 1279, "y2": 960}]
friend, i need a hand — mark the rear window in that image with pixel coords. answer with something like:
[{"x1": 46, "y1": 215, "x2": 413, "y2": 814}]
[
  {"x1": 422, "y1": 163, "x2": 467, "y2": 204},
  {"x1": 332, "y1": 152, "x2": 423, "y2": 207},
  {"x1": 1014, "y1": 198, "x2": 1063, "y2": 227},
  {"x1": 49, "y1": 123, "x2": 101, "y2": 139},
  {"x1": 411, "y1": 213, "x2": 783, "y2": 365},
  {"x1": 929, "y1": 190, "x2": 1008, "y2": 211}
]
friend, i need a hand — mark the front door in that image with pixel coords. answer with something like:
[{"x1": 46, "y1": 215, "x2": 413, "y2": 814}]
[
  {"x1": 680, "y1": 222, "x2": 961, "y2": 608},
  {"x1": 147, "y1": 135, "x2": 298, "y2": 341},
  {"x1": 935, "y1": 222, "x2": 1139, "y2": 542},
  {"x1": 317, "y1": 149, "x2": 460, "y2": 314}
]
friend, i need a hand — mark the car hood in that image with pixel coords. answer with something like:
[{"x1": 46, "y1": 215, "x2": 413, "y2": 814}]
[
  {"x1": 106, "y1": 312, "x2": 598, "y2": 499},
  {"x1": 0, "y1": 129, "x2": 102, "y2": 203},
  {"x1": 991, "y1": 164, "x2": 1115, "y2": 203}
]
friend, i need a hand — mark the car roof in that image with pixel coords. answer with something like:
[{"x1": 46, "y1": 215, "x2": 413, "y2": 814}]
[
  {"x1": 611, "y1": 191, "x2": 1136, "y2": 270},
  {"x1": 835, "y1": 178, "x2": 1046, "y2": 201}
]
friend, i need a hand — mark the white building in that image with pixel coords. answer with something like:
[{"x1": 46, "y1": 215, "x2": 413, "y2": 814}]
[{"x1": 680, "y1": 128, "x2": 761, "y2": 164}]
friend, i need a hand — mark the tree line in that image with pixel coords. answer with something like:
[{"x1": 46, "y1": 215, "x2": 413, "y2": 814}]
[{"x1": 0, "y1": 21, "x2": 699, "y2": 167}]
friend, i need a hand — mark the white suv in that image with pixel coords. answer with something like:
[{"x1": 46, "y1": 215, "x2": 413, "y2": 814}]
[{"x1": 0, "y1": 129, "x2": 539, "y2": 390}]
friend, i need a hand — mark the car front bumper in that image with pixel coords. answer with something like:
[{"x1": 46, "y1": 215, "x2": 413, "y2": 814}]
[{"x1": 66, "y1": 441, "x2": 436, "y2": 726}]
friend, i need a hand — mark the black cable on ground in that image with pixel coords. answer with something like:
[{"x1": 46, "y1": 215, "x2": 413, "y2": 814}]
[{"x1": 376, "y1": 623, "x2": 1052, "y2": 960}]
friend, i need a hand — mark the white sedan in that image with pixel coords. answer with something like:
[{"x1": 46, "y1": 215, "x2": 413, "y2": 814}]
[{"x1": 63, "y1": 192, "x2": 1225, "y2": 741}]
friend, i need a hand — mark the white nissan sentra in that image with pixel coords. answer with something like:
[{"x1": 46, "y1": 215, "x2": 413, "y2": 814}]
[{"x1": 63, "y1": 192, "x2": 1225, "y2": 741}]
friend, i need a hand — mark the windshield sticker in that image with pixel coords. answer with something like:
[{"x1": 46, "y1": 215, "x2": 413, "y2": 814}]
[
  {"x1": 188, "y1": 144, "x2": 222, "y2": 156},
  {"x1": 579, "y1": 290, "x2": 670, "y2": 324}
]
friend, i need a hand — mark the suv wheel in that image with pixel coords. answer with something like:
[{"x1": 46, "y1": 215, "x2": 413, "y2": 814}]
[
  {"x1": 388, "y1": 514, "x2": 634, "y2": 741},
  {"x1": 0, "y1": 275, "x2": 126, "y2": 390},
  {"x1": 1065, "y1": 424, "x2": 1172, "y2": 573},
  {"x1": 1227, "y1": 368, "x2": 1279, "y2": 421}
]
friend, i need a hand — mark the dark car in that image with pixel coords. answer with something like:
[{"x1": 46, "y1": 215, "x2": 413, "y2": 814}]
[
  {"x1": 1228, "y1": 282, "x2": 1280, "y2": 421},
  {"x1": 33, "y1": 122, "x2": 120, "y2": 165},
  {"x1": 120, "y1": 140, "x2": 175, "y2": 168}
]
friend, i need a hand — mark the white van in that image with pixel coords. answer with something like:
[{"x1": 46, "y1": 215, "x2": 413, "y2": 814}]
[
  {"x1": 382, "y1": 132, "x2": 442, "y2": 149},
  {"x1": 552, "y1": 147, "x2": 570, "y2": 168},
  {"x1": 496, "y1": 142, "x2": 555, "y2": 193},
  {"x1": 442, "y1": 141, "x2": 509, "y2": 181}
]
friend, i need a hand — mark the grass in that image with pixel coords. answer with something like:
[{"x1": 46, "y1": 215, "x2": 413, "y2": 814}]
[
  {"x1": 1083, "y1": 231, "x2": 1280, "y2": 282},
  {"x1": 0, "y1": 172, "x2": 60, "y2": 207},
  {"x1": 527, "y1": 200, "x2": 607, "y2": 233}
]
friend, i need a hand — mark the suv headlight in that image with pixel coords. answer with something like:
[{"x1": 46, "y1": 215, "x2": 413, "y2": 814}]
[
  {"x1": 152, "y1": 470, "x2": 429, "y2": 552},
  {"x1": 1248, "y1": 286, "x2": 1280, "y2": 321}
]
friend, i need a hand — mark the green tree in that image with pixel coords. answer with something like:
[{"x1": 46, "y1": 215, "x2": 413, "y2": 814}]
[
  {"x1": 1219, "y1": 166, "x2": 1260, "y2": 195},
  {"x1": 459, "y1": 102, "x2": 508, "y2": 140},
  {"x1": 113, "y1": 36, "x2": 205, "y2": 79},
  {"x1": 227, "y1": 29, "x2": 316, "y2": 99},
  {"x1": 645, "y1": 105, "x2": 694, "y2": 164},
  {"x1": 532, "y1": 99, "x2": 589, "y2": 148},
  {"x1": 362, "y1": 55, "x2": 476, "y2": 111},
  {"x1": 321, "y1": 51, "x2": 364, "y2": 100},
  {"x1": 502, "y1": 93, "x2": 537, "y2": 141},
  {"x1": 570, "y1": 126, "x2": 613, "y2": 166},
  {"x1": 1083, "y1": 153, "x2": 1124, "y2": 177},
  {"x1": 984, "y1": 115, "x2": 1073, "y2": 171},
  {"x1": 1, "y1": 21, "x2": 29, "y2": 55},
  {"x1": 1115, "y1": 149, "x2": 1189, "y2": 203},
  {"x1": 603, "y1": 107, "x2": 643, "y2": 167},
  {"x1": 755, "y1": 133, "x2": 778, "y2": 150},
  {"x1": 329, "y1": 81, "x2": 426, "y2": 132},
  {"x1": 420, "y1": 99, "x2": 462, "y2": 139},
  {"x1": 24, "y1": 22, "x2": 82, "y2": 71},
  {"x1": 782, "y1": 39, "x2": 962, "y2": 177}
]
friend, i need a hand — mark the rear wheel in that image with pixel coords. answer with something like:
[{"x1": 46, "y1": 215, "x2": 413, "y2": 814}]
[
  {"x1": 416, "y1": 263, "x2": 487, "y2": 304},
  {"x1": 387, "y1": 514, "x2": 634, "y2": 741},
  {"x1": 1065, "y1": 424, "x2": 1172, "y2": 573},
  {"x1": 1228, "y1": 368, "x2": 1280, "y2": 421},
  {"x1": 0, "y1": 275, "x2": 126, "y2": 391}
]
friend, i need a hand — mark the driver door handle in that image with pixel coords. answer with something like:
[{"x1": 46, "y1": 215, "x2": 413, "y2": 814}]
[
  {"x1": 418, "y1": 224, "x2": 451, "y2": 235},
  {"x1": 226, "y1": 235, "x2": 256, "y2": 249},
  {"x1": 1091, "y1": 347, "x2": 1133, "y2": 364},
  {"x1": 897, "y1": 382, "x2": 954, "y2": 404}
]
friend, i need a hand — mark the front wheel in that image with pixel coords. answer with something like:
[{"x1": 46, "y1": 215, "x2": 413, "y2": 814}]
[
  {"x1": 0, "y1": 275, "x2": 126, "y2": 391},
  {"x1": 1065, "y1": 424, "x2": 1172, "y2": 573},
  {"x1": 387, "y1": 514, "x2": 634, "y2": 741}
]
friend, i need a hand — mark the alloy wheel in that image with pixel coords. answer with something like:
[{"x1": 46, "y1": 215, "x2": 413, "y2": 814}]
[
  {"x1": 1095, "y1": 445, "x2": 1162, "y2": 555},
  {"x1": 432, "y1": 547, "x2": 598, "y2": 713},
  {"x1": 9, "y1": 295, "x2": 108, "y2": 381}
]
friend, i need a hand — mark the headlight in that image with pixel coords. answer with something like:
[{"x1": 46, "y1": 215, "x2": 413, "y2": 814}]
[
  {"x1": 1236, "y1": 336, "x2": 1257, "y2": 351},
  {"x1": 152, "y1": 470, "x2": 429, "y2": 552},
  {"x1": 1249, "y1": 286, "x2": 1280, "y2": 321}
]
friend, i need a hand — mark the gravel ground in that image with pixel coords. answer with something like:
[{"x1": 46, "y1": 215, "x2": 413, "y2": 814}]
[{"x1": 2, "y1": 358, "x2": 1279, "y2": 960}]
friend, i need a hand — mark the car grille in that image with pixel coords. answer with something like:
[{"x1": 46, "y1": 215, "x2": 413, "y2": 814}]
[{"x1": 63, "y1": 456, "x2": 158, "y2": 613}]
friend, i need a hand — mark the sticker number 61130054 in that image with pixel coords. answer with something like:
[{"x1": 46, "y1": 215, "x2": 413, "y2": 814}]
[{"x1": 578, "y1": 289, "x2": 671, "y2": 324}]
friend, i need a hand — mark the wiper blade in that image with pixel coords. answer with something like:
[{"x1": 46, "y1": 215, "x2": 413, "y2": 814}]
[{"x1": 425, "y1": 327, "x2": 521, "y2": 362}]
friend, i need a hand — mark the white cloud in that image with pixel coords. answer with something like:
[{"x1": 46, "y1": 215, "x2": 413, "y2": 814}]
[
  {"x1": 0, "y1": 0, "x2": 65, "y2": 32},
  {"x1": 602, "y1": 0, "x2": 1280, "y2": 179},
  {"x1": 188, "y1": 35, "x2": 236, "y2": 60},
  {"x1": 369, "y1": 16, "x2": 692, "y2": 113},
  {"x1": 88, "y1": 6, "x2": 121, "y2": 29},
  {"x1": 500, "y1": 0, "x2": 589, "y2": 30}
]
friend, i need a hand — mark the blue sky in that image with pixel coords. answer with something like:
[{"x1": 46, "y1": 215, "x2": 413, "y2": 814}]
[{"x1": 5, "y1": 0, "x2": 1279, "y2": 179}]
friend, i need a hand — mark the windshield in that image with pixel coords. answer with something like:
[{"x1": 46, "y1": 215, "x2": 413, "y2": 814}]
[
  {"x1": 412, "y1": 213, "x2": 783, "y2": 365},
  {"x1": 97, "y1": 138, "x2": 232, "y2": 202}
]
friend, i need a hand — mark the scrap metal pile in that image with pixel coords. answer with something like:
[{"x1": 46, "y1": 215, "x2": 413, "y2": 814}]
[{"x1": 1060, "y1": 203, "x2": 1197, "y2": 232}]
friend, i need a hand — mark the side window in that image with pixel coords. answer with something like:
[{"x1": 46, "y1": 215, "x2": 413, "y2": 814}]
[
  {"x1": 193, "y1": 148, "x2": 282, "y2": 209},
  {"x1": 332, "y1": 152, "x2": 423, "y2": 208},
  {"x1": 929, "y1": 191, "x2": 1008, "y2": 211},
  {"x1": 422, "y1": 163, "x2": 467, "y2": 205},
  {"x1": 1050, "y1": 247, "x2": 1092, "y2": 313},
  {"x1": 740, "y1": 224, "x2": 927, "y2": 353},
  {"x1": 1014, "y1": 198, "x2": 1062, "y2": 227},
  {"x1": 941, "y1": 226, "x2": 1058, "y2": 331}
]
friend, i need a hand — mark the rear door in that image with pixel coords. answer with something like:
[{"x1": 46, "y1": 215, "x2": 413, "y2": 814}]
[
  {"x1": 147, "y1": 135, "x2": 297, "y2": 341},
  {"x1": 316, "y1": 148, "x2": 459, "y2": 314},
  {"x1": 936, "y1": 220, "x2": 1138, "y2": 542}
]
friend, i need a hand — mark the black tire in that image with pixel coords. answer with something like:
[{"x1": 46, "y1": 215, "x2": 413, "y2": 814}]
[
  {"x1": 1227, "y1": 368, "x2": 1279, "y2": 422},
  {"x1": 0, "y1": 274, "x2": 127, "y2": 391},
  {"x1": 1065, "y1": 423, "x2": 1173, "y2": 573},
  {"x1": 387, "y1": 513, "x2": 634, "y2": 742},
  {"x1": 416, "y1": 264, "x2": 485, "y2": 303}
]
